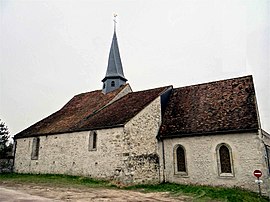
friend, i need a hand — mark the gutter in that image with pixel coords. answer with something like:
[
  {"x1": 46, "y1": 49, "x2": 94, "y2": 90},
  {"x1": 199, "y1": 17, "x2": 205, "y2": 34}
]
[
  {"x1": 14, "y1": 124, "x2": 125, "y2": 140},
  {"x1": 159, "y1": 128, "x2": 259, "y2": 140}
]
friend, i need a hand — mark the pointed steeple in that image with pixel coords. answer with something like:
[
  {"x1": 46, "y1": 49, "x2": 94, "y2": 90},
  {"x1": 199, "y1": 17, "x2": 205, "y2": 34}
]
[{"x1": 102, "y1": 15, "x2": 127, "y2": 94}]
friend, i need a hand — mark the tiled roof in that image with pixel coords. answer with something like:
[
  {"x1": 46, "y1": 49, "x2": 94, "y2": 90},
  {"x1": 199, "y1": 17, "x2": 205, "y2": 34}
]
[
  {"x1": 159, "y1": 75, "x2": 259, "y2": 138},
  {"x1": 15, "y1": 85, "x2": 169, "y2": 138},
  {"x1": 15, "y1": 75, "x2": 259, "y2": 139},
  {"x1": 72, "y1": 86, "x2": 169, "y2": 131},
  {"x1": 15, "y1": 85, "x2": 129, "y2": 138}
]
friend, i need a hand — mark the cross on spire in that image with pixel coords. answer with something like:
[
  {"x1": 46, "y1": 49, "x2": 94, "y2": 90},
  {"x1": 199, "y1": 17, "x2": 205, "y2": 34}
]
[{"x1": 113, "y1": 13, "x2": 117, "y2": 32}]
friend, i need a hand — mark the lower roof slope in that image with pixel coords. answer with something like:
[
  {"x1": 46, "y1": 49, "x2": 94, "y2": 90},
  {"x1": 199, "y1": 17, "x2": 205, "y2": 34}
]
[
  {"x1": 15, "y1": 85, "x2": 129, "y2": 138},
  {"x1": 159, "y1": 75, "x2": 259, "y2": 138}
]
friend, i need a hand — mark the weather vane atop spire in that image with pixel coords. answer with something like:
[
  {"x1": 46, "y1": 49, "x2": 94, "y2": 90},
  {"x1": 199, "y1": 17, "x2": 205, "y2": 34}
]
[{"x1": 113, "y1": 13, "x2": 117, "y2": 32}]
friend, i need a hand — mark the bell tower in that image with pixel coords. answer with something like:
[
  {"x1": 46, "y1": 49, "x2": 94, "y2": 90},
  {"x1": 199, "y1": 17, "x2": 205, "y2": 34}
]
[{"x1": 102, "y1": 15, "x2": 127, "y2": 94}]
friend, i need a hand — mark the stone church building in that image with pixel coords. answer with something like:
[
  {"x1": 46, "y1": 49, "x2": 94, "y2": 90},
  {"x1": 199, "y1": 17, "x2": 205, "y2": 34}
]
[{"x1": 14, "y1": 27, "x2": 270, "y2": 193}]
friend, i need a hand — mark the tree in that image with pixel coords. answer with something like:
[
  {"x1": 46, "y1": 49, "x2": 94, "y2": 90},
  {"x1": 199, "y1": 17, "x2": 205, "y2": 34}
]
[{"x1": 0, "y1": 119, "x2": 12, "y2": 158}]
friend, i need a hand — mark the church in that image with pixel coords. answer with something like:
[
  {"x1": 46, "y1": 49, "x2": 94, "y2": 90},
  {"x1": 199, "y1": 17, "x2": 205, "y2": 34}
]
[{"x1": 14, "y1": 24, "x2": 270, "y2": 193}]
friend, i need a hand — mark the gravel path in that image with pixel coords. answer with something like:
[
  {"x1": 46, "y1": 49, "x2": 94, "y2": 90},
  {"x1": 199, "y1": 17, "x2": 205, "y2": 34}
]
[{"x1": 0, "y1": 182, "x2": 192, "y2": 202}]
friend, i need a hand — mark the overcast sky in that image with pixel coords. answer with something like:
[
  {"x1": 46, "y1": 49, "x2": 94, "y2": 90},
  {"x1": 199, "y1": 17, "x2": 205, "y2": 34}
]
[{"x1": 1, "y1": 0, "x2": 269, "y2": 136}]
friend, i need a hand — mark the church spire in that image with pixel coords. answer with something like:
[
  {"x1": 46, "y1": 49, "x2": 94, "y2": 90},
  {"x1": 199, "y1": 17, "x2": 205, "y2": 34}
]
[{"x1": 102, "y1": 14, "x2": 127, "y2": 94}]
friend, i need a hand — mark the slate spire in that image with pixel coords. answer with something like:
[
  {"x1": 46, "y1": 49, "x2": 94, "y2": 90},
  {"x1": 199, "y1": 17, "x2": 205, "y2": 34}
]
[{"x1": 102, "y1": 15, "x2": 127, "y2": 94}]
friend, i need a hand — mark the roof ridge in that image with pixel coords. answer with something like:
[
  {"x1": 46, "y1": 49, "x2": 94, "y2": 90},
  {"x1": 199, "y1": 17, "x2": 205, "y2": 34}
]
[
  {"x1": 73, "y1": 89, "x2": 102, "y2": 97},
  {"x1": 174, "y1": 75, "x2": 253, "y2": 90},
  {"x1": 132, "y1": 85, "x2": 173, "y2": 94}
]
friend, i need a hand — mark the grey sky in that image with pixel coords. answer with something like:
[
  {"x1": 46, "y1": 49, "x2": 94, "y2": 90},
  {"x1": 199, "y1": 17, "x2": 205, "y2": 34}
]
[{"x1": 1, "y1": 0, "x2": 269, "y2": 135}]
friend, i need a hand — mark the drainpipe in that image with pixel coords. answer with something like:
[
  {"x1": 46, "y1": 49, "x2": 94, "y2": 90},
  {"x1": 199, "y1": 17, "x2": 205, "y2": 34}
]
[
  {"x1": 12, "y1": 140, "x2": 17, "y2": 172},
  {"x1": 161, "y1": 138, "x2": 166, "y2": 183}
]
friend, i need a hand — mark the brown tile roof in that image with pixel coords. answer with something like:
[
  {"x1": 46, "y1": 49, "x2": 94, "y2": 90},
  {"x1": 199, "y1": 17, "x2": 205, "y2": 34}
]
[
  {"x1": 15, "y1": 85, "x2": 129, "y2": 138},
  {"x1": 72, "y1": 86, "x2": 170, "y2": 131},
  {"x1": 15, "y1": 85, "x2": 169, "y2": 138},
  {"x1": 159, "y1": 75, "x2": 259, "y2": 138}
]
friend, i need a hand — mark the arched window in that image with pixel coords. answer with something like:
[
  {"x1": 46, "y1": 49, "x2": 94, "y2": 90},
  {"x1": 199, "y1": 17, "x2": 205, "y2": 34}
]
[
  {"x1": 111, "y1": 81, "x2": 115, "y2": 87},
  {"x1": 217, "y1": 143, "x2": 234, "y2": 176},
  {"x1": 174, "y1": 145, "x2": 187, "y2": 174}
]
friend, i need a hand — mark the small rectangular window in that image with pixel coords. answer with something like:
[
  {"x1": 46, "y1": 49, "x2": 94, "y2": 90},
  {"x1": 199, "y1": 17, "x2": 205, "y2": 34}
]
[
  {"x1": 111, "y1": 81, "x2": 115, "y2": 87},
  {"x1": 89, "y1": 131, "x2": 97, "y2": 151},
  {"x1": 31, "y1": 137, "x2": 40, "y2": 160}
]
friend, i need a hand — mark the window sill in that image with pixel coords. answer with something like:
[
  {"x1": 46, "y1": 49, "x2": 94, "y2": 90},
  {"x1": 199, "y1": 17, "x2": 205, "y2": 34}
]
[
  {"x1": 174, "y1": 172, "x2": 189, "y2": 178},
  {"x1": 219, "y1": 173, "x2": 234, "y2": 178}
]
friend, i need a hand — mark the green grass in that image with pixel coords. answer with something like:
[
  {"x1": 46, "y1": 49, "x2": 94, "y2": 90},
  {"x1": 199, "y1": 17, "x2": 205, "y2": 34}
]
[
  {"x1": 0, "y1": 173, "x2": 268, "y2": 202},
  {"x1": 126, "y1": 183, "x2": 268, "y2": 202},
  {"x1": 0, "y1": 173, "x2": 113, "y2": 188}
]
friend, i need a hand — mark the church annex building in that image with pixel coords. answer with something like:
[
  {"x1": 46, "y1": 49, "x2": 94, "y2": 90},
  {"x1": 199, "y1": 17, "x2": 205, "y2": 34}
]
[{"x1": 14, "y1": 27, "x2": 270, "y2": 193}]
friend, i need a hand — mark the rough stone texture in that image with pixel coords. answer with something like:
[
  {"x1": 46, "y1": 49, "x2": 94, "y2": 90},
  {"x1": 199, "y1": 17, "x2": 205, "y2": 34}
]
[
  {"x1": 121, "y1": 97, "x2": 162, "y2": 184},
  {"x1": 14, "y1": 128, "x2": 124, "y2": 178},
  {"x1": 14, "y1": 97, "x2": 162, "y2": 184},
  {"x1": 161, "y1": 132, "x2": 270, "y2": 193}
]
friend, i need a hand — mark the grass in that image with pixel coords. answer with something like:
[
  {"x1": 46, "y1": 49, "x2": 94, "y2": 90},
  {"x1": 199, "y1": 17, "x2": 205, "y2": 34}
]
[
  {"x1": 0, "y1": 173, "x2": 268, "y2": 202},
  {"x1": 126, "y1": 183, "x2": 268, "y2": 202},
  {"x1": 0, "y1": 173, "x2": 113, "y2": 188}
]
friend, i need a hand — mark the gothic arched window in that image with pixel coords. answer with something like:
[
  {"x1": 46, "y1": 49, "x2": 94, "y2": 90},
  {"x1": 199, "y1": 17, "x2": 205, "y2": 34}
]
[
  {"x1": 217, "y1": 143, "x2": 234, "y2": 176},
  {"x1": 174, "y1": 145, "x2": 187, "y2": 174}
]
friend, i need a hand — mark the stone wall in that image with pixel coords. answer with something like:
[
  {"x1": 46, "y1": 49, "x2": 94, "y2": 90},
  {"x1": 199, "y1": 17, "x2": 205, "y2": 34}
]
[
  {"x1": 14, "y1": 96, "x2": 162, "y2": 184},
  {"x1": 121, "y1": 97, "x2": 162, "y2": 184},
  {"x1": 161, "y1": 132, "x2": 269, "y2": 193},
  {"x1": 14, "y1": 128, "x2": 125, "y2": 179}
]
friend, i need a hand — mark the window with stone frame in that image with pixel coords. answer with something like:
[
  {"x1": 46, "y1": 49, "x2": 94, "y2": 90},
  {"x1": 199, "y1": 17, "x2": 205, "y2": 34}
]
[
  {"x1": 31, "y1": 137, "x2": 40, "y2": 160},
  {"x1": 174, "y1": 145, "x2": 187, "y2": 174},
  {"x1": 89, "y1": 131, "x2": 97, "y2": 151},
  {"x1": 265, "y1": 145, "x2": 270, "y2": 174},
  {"x1": 217, "y1": 143, "x2": 234, "y2": 176}
]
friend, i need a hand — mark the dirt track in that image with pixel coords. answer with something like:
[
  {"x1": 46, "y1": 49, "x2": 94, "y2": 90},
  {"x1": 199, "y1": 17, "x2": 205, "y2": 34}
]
[{"x1": 0, "y1": 182, "x2": 192, "y2": 202}]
